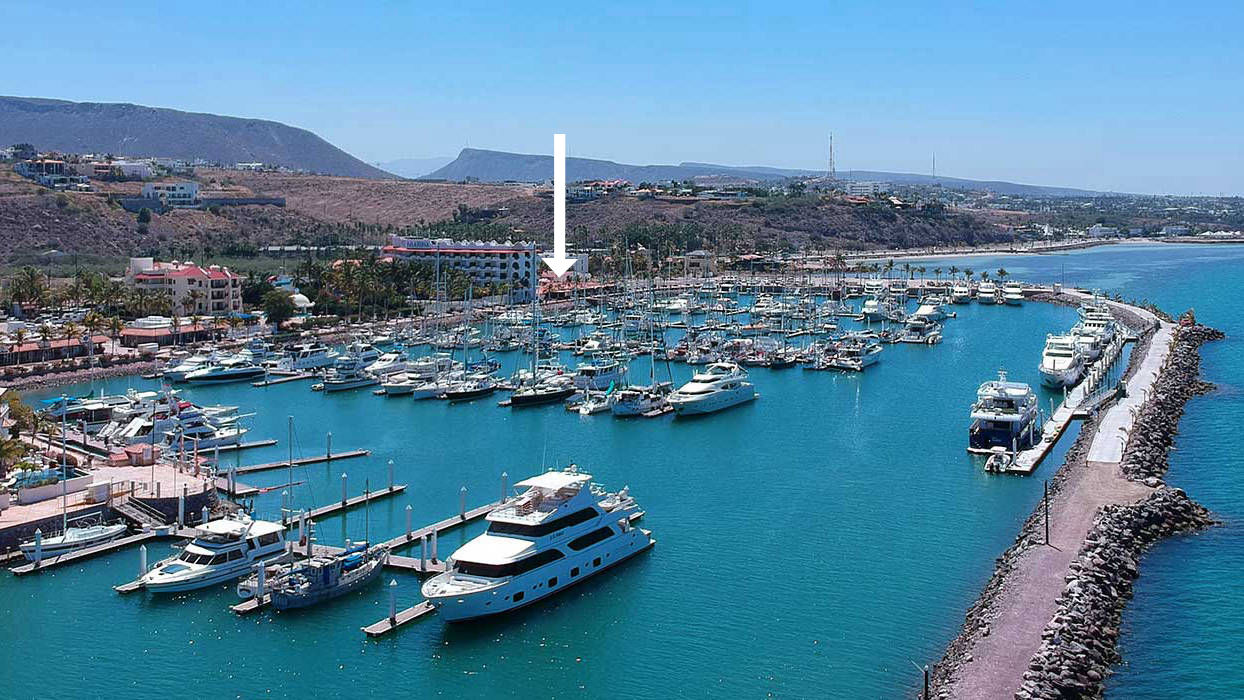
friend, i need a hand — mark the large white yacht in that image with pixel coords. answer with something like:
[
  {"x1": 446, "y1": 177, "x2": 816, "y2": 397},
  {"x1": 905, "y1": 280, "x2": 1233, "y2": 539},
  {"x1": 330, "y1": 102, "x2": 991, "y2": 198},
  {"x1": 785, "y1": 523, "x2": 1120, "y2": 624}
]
[
  {"x1": 968, "y1": 371, "x2": 1042, "y2": 452},
  {"x1": 319, "y1": 355, "x2": 379, "y2": 392},
  {"x1": 365, "y1": 351, "x2": 410, "y2": 377},
  {"x1": 270, "y1": 341, "x2": 339, "y2": 371},
  {"x1": 421, "y1": 467, "x2": 653, "y2": 621},
  {"x1": 950, "y1": 283, "x2": 972, "y2": 304},
  {"x1": 1038, "y1": 333, "x2": 1086, "y2": 388},
  {"x1": 977, "y1": 281, "x2": 999, "y2": 304},
  {"x1": 1002, "y1": 282, "x2": 1024, "y2": 306},
  {"x1": 137, "y1": 516, "x2": 286, "y2": 593},
  {"x1": 184, "y1": 358, "x2": 266, "y2": 384},
  {"x1": 667, "y1": 362, "x2": 757, "y2": 415}
]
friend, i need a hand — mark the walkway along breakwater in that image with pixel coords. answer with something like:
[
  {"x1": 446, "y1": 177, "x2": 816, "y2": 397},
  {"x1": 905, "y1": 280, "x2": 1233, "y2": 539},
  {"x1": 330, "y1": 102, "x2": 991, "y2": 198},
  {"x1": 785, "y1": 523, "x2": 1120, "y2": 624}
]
[{"x1": 929, "y1": 299, "x2": 1224, "y2": 700}]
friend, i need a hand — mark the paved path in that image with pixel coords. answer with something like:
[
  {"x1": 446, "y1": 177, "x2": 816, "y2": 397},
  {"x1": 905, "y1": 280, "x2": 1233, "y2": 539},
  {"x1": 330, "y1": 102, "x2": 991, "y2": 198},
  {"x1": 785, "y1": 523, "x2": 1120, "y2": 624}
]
[{"x1": 947, "y1": 304, "x2": 1170, "y2": 699}]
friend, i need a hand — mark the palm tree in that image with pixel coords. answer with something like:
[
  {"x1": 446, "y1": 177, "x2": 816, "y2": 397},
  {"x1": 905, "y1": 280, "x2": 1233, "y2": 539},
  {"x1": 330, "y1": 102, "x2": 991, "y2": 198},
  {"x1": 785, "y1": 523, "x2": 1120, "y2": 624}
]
[
  {"x1": 170, "y1": 314, "x2": 182, "y2": 347},
  {"x1": 949, "y1": 265, "x2": 960, "y2": 280},
  {"x1": 996, "y1": 268, "x2": 1009, "y2": 281},
  {"x1": 963, "y1": 267, "x2": 974, "y2": 281},
  {"x1": 108, "y1": 316, "x2": 124, "y2": 353},
  {"x1": 10, "y1": 328, "x2": 27, "y2": 364},
  {"x1": 884, "y1": 259, "x2": 895, "y2": 280},
  {"x1": 61, "y1": 322, "x2": 80, "y2": 361},
  {"x1": 36, "y1": 323, "x2": 54, "y2": 362},
  {"x1": 933, "y1": 267, "x2": 943, "y2": 282},
  {"x1": 980, "y1": 271, "x2": 990, "y2": 282}
]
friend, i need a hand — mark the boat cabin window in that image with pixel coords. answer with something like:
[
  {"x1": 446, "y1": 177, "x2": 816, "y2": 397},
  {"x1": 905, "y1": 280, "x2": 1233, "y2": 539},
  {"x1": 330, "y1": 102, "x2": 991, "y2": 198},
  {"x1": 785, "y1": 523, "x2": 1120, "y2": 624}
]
[
  {"x1": 455, "y1": 548, "x2": 564, "y2": 578},
  {"x1": 568, "y1": 526, "x2": 615, "y2": 551},
  {"x1": 487, "y1": 507, "x2": 598, "y2": 538},
  {"x1": 227, "y1": 550, "x2": 244, "y2": 561},
  {"x1": 257, "y1": 532, "x2": 280, "y2": 547}
]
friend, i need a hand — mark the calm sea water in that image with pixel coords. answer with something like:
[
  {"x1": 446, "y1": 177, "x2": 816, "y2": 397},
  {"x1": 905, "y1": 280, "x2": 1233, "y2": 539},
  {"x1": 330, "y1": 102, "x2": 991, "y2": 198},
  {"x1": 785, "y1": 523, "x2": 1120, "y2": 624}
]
[{"x1": 2, "y1": 242, "x2": 1239, "y2": 698}]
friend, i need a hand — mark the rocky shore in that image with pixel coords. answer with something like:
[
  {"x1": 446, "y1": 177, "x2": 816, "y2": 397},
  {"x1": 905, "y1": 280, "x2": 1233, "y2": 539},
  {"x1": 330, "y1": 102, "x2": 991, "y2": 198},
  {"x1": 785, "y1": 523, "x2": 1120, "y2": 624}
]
[
  {"x1": 1016, "y1": 487, "x2": 1215, "y2": 699},
  {"x1": 1119, "y1": 322, "x2": 1224, "y2": 482},
  {"x1": 929, "y1": 302, "x2": 1224, "y2": 699},
  {"x1": 2, "y1": 359, "x2": 160, "y2": 392}
]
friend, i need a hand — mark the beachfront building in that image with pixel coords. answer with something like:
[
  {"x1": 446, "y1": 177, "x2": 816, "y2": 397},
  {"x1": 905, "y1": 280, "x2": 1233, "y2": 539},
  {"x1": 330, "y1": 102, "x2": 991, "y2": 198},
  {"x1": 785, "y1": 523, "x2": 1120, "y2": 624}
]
[
  {"x1": 141, "y1": 182, "x2": 200, "y2": 208},
  {"x1": 383, "y1": 235, "x2": 539, "y2": 300},
  {"x1": 1087, "y1": 224, "x2": 1119, "y2": 238},
  {"x1": 125, "y1": 258, "x2": 243, "y2": 316}
]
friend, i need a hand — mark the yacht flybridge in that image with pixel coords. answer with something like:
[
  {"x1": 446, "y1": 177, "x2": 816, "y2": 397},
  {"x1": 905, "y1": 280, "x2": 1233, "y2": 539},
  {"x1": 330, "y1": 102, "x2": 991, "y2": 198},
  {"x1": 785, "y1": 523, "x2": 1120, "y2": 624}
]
[
  {"x1": 137, "y1": 516, "x2": 286, "y2": 593},
  {"x1": 1038, "y1": 333, "x2": 1086, "y2": 388},
  {"x1": 421, "y1": 466, "x2": 653, "y2": 621}
]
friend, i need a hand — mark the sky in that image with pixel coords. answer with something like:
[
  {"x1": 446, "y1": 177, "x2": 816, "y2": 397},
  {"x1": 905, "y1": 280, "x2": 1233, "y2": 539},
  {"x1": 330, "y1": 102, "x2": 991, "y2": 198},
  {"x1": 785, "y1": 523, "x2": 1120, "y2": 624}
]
[{"x1": 5, "y1": 1, "x2": 1243, "y2": 195}]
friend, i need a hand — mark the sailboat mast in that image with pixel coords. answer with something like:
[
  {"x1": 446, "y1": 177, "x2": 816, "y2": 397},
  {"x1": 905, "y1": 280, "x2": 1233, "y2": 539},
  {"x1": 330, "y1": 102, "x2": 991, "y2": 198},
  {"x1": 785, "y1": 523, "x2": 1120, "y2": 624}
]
[{"x1": 60, "y1": 395, "x2": 68, "y2": 533}]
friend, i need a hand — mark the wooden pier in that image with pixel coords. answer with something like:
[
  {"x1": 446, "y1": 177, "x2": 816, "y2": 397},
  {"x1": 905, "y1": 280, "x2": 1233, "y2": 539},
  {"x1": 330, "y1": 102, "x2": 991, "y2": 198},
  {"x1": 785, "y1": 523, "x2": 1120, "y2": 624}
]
[
  {"x1": 1002, "y1": 331, "x2": 1130, "y2": 475},
  {"x1": 11, "y1": 531, "x2": 164, "y2": 576},
  {"x1": 213, "y1": 476, "x2": 260, "y2": 497},
  {"x1": 252, "y1": 373, "x2": 313, "y2": 387},
  {"x1": 232, "y1": 449, "x2": 369, "y2": 475},
  {"x1": 230, "y1": 593, "x2": 271, "y2": 614},
  {"x1": 362, "y1": 601, "x2": 436, "y2": 637},
  {"x1": 304, "y1": 484, "x2": 407, "y2": 521},
  {"x1": 212, "y1": 439, "x2": 278, "y2": 454}
]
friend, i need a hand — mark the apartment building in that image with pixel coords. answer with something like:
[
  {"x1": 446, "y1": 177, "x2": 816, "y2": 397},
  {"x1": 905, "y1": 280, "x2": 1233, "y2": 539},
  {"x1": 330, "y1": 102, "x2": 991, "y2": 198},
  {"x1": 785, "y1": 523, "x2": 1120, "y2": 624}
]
[{"x1": 126, "y1": 258, "x2": 243, "y2": 315}]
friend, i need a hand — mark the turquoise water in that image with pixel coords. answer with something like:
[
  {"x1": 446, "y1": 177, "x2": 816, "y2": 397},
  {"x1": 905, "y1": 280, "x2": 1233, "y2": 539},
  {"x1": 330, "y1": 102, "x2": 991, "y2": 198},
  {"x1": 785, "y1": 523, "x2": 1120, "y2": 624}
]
[
  {"x1": 908, "y1": 243, "x2": 1244, "y2": 698},
  {"x1": 2, "y1": 242, "x2": 1240, "y2": 697}
]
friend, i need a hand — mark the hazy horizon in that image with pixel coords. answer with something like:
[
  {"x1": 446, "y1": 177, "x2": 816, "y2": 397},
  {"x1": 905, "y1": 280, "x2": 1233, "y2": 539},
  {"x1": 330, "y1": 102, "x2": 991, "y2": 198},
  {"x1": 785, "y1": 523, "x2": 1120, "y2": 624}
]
[{"x1": 7, "y1": 2, "x2": 1244, "y2": 196}]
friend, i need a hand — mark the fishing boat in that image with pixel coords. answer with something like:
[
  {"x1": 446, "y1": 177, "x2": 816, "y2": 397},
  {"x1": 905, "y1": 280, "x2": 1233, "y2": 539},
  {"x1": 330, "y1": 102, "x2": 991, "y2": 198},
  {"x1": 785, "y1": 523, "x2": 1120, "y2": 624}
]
[
  {"x1": 421, "y1": 466, "x2": 653, "y2": 621},
  {"x1": 137, "y1": 516, "x2": 286, "y2": 593},
  {"x1": 237, "y1": 542, "x2": 389, "y2": 609},
  {"x1": 968, "y1": 370, "x2": 1042, "y2": 453}
]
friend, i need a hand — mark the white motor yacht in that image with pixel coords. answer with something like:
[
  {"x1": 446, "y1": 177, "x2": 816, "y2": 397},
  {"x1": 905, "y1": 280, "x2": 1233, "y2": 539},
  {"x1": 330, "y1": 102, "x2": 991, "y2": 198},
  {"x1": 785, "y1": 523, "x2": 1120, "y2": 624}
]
[
  {"x1": 1038, "y1": 333, "x2": 1086, "y2": 388},
  {"x1": 421, "y1": 467, "x2": 653, "y2": 621},
  {"x1": 1002, "y1": 282, "x2": 1024, "y2": 306},
  {"x1": 20, "y1": 520, "x2": 128, "y2": 561},
  {"x1": 164, "y1": 352, "x2": 215, "y2": 382},
  {"x1": 365, "y1": 351, "x2": 410, "y2": 377},
  {"x1": 138, "y1": 516, "x2": 286, "y2": 593},
  {"x1": 184, "y1": 358, "x2": 266, "y2": 384},
  {"x1": 667, "y1": 362, "x2": 757, "y2": 415},
  {"x1": 572, "y1": 358, "x2": 628, "y2": 390},
  {"x1": 951, "y1": 283, "x2": 972, "y2": 304},
  {"x1": 319, "y1": 355, "x2": 379, "y2": 392},
  {"x1": 977, "y1": 281, "x2": 999, "y2": 304},
  {"x1": 270, "y1": 341, "x2": 339, "y2": 371},
  {"x1": 969, "y1": 370, "x2": 1042, "y2": 453}
]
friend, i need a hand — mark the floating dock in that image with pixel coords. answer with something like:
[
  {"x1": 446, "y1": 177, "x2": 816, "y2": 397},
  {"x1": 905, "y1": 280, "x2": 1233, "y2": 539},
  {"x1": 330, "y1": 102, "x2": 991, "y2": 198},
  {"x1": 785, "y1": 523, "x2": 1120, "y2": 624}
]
[
  {"x1": 11, "y1": 530, "x2": 165, "y2": 576},
  {"x1": 213, "y1": 476, "x2": 260, "y2": 497},
  {"x1": 252, "y1": 373, "x2": 313, "y2": 387},
  {"x1": 1002, "y1": 331, "x2": 1130, "y2": 475},
  {"x1": 303, "y1": 484, "x2": 407, "y2": 521},
  {"x1": 362, "y1": 601, "x2": 436, "y2": 637},
  {"x1": 232, "y1": 449, "x2": 370, "y2": 475}
]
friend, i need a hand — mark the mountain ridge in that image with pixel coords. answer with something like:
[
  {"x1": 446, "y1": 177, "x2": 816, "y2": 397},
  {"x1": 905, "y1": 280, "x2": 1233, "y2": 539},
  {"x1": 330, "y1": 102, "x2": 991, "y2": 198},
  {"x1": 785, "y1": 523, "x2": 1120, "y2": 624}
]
[
  {"x1": 0, "y1": 96, "x2": 392, "y2": 179},
  {"x1": 426, "y1": 148, "x2": 1103, "y2": 196}
]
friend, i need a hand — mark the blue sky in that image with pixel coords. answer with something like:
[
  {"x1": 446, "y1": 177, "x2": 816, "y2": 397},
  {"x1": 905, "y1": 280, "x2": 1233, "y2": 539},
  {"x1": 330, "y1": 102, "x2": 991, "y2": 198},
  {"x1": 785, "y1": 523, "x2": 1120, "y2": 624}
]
[{"x1": 6, "y1": 1, "x2": 1243, "y2": 195}]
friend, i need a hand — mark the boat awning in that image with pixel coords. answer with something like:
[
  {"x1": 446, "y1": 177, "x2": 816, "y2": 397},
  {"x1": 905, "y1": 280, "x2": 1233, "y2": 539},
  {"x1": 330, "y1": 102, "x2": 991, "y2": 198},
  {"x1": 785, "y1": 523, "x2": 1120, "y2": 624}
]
[
  {"x1": 515, "y1": 470, "x2": 592, "y2": 491},
  {"x1": 452, "y1": 533, "x2": 535, "y2": 565}
]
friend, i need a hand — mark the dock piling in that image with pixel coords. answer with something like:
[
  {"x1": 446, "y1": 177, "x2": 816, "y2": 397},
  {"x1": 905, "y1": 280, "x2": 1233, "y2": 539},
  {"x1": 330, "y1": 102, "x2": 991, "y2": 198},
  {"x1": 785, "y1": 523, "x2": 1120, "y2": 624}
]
[
  {"x1": 388, "y1": 579, "x2": 397, "y2": 626},
  {"x1": 420, "y1": 535, "x2": 427, "y2": 567},
  {"x1": 405, "y1": 505, "x2": 412, "y2": 541},
  {"x1": 33, "y1": 529, "x2": 42, "y2": 567},
  {"x1": 388, "y1": 460, "x2": 394, "y2": 490},
  {"x1": 201, "y1": 506, "x2": 208, "y2": 525},
  {"x1": 326, "y1": 432, "x2": 333, "y2": 462},
  {"x1": 257, "y1": 561, "x2": 266, "y2": 597},
  {"x1": 177, "y1": 491, "x2": 185, "y2": 527},
  {"x1": 341, "y1": 473, "x2": 348, "y2": 507},
  {"x1": 431, "y1": 530, "x2": 438, "y2": 563},
  {"x1": 459, "y1": 486, "x2": 467, "y2": 520},
  {"x1": 500, "y1": 471, "x2": 508, "y2": 503},
  {"x1": 139, "y1": 544, "x2": 147, "y2": 576}
]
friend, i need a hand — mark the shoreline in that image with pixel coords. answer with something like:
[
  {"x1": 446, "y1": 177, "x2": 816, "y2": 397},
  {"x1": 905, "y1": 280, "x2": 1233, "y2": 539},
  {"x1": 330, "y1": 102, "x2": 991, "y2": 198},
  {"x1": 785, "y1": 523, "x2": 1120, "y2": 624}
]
[
  {"x1": 930, "y1": 296, "x2": 1223, "y2": 698},
  {"x1": 3, "y1": 359, "x2": 161, "y2": 393}
]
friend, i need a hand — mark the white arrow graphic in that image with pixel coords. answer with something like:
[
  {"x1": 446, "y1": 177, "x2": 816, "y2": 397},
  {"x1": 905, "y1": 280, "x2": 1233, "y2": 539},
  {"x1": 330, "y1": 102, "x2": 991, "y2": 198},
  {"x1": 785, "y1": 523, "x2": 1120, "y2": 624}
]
[{"x1": 541, "y1": 133, "x2": 577, "y2": 278}]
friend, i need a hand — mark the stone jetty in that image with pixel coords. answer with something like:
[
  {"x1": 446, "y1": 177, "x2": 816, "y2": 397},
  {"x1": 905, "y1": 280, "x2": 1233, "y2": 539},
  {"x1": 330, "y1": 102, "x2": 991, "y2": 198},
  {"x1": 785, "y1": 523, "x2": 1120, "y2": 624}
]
[{"x1": 930, "y1": 300, "x2": 1223, "y2": 700}]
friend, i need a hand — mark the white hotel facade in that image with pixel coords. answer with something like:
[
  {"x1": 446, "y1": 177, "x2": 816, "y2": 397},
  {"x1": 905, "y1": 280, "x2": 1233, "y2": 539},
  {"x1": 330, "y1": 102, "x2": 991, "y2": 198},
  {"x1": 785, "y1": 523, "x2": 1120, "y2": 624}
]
[{"x1": 383, "y1": 236, "x2": 543, "y2": 299}]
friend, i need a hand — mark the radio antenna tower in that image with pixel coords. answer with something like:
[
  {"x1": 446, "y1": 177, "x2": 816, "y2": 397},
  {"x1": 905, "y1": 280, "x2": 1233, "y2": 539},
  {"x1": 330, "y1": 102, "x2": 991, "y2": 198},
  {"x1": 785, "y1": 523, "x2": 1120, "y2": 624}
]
[{"x1": 827, "y1": 133, "x2": 836, "y2": 182}]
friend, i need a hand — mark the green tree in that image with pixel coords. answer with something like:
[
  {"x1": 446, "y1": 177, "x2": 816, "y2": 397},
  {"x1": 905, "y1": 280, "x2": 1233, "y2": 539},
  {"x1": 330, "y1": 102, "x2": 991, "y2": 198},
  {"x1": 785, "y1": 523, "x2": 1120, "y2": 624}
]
[
  {"x1": 137, "y1": 207, "x2": 152, "y2": 224},
  {"x1": 262, "y1": 290, "x2": 296, "y2": 329}
]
